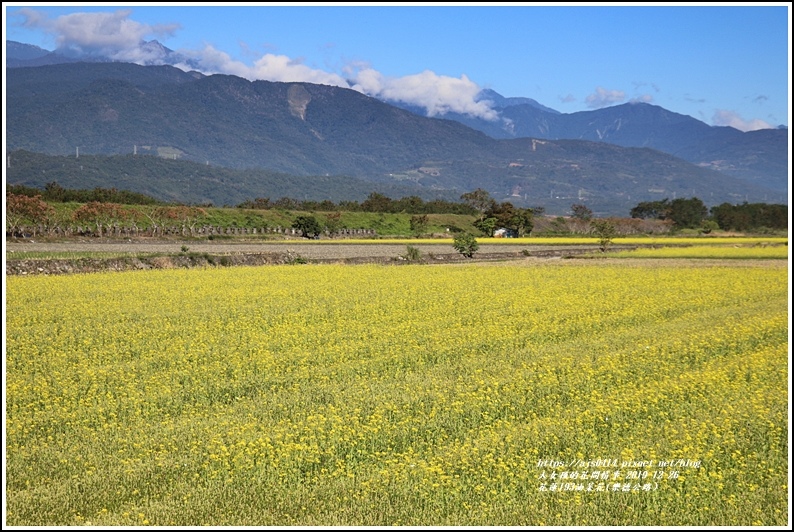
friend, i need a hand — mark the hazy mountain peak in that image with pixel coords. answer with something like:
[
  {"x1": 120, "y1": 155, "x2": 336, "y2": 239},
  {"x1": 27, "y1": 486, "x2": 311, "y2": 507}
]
[
  {"x1": 6, "y1": 40, "x2": 50, "y2": 60},
  {"x1": 476, "y1": 88, "x2": 561, "y2": 114}
]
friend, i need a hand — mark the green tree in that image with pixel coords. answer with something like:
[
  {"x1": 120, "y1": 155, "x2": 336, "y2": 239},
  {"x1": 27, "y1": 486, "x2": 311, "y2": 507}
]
[
  {"x1": 700, "y1": 220, "x2": 719, "y2": 234},
  {"x1": 630, "y1": 199, "x2": 670, "y2": 220},
  {"x1": 473, "y1": 216, "x2": 497, "y2": 237},
  {"x1": 667, "y1": 198, "x2": 708, "y2": 229},
  {"x1": 592, "y1": 219, "x2": 617, "y2": 252},
  {"x1": 460, "y1": 188, "x2": 496, "y2": 221},
  {"x1": 508, "y1": 207, "x2": 534, "y2": 237},
  {"x1": 710, "y1": 202, "x2": 787, "y2": 231},
  {"x1": 630, "y1": 197, "x2": 708, "y2": 229},
  {"x1": 361, "y1": 192, "x2": 393, "y2": 213},
  {"x1": 452, "y1": 232, "x2": 479, "y2": 258},
  {"x1": 485, "y1": 202, "x2": 534, "y2": 237},
  {"x1": 292, "y1": 215, "x2": 322, "y2": 238}
]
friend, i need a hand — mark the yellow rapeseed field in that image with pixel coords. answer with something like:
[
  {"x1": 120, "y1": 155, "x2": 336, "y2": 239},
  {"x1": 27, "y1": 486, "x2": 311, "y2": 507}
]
[
  {"x1": 5, "y1": 261, "x2": 788, "y2": 526},
  {"x1": 601, "y1": 244, "x2": 789, "y2": 260}
]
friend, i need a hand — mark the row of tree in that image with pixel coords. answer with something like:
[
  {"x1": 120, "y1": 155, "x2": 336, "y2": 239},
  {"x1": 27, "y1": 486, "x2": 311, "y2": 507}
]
[
  {"x1": 629, "y1": 197, "x2": 787, "y2": 231},
  {"x1": 238, "y1": 192, "x2": 478, "y2": 215},
  {"x1": 8, "y1": 182, "x2": 163, "y2": 205},
  {"x1": 7, "y1": 184, "x2": 787, "y2": 238}
]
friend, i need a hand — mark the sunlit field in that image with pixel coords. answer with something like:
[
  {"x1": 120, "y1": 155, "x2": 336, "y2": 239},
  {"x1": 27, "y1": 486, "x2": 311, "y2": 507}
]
[
  {"x1": 598, "y1": 244, "x2": 789, "y2": 260},
  {"x1": 5, "y1": 261, "x2": 788, "y2": 526}
]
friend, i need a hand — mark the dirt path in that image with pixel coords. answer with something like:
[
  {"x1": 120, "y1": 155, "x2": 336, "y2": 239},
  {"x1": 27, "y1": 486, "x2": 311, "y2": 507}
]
[
  {"x1": 5, "y1": 240, "x2": 603, "y2": 259},
  {"x1": 6, "y1": 238, "x2": 616, "y2": 275}
]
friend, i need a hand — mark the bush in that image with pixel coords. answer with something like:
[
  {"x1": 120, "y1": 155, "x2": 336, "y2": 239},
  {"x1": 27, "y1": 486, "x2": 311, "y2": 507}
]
[
  {"x1": 292, "y1": 215, "x2": 322, "y2": 239},
  {"x1": 700, "y1": 220, "x2": 719, "y2": 234},
  {"x1": 452, "y1": 233, "x2": 479, "y2": 258},
  {"x1": 404, "y1": 245, "x2": 422, "y2": 261}
]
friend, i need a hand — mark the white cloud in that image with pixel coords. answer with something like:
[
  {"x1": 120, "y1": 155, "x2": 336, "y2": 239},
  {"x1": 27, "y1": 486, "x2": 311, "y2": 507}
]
[
  {"x1": 182, "y1": 50, "x2": 500, "y2": 121},
  {"x1": 180, "y1": 44, "x2": 350, "y2": 87},
  {"x1": 629, "y1": 94, "x2": 654, "y2": 104},
  {"x1": 349, "y1": 68, "x2": 499, "y2": 121},
  {"x1": 711, "y1": 110, "x2": 773, "y2": 132},
  {"x1": 17, "y1": 8, "x2": 179, "y2": 60},
  {"x1": 15, "y1": 8, "x2": 499, "y2": 121},
  {"x1": 585, "y1": 86, "x2": 626, "y2": 109},
  {"x1": 251, "y1": 53, "x2": 349, "y2": 86}
]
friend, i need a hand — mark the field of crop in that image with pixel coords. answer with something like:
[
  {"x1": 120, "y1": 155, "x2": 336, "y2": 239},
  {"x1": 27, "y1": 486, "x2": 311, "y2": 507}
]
[
  {"x1": 598, "y1": 244, "x2": 789, "y2": 260},
  {"x1": 4, "y1": 260, "x2": 789, "y2": 526}
]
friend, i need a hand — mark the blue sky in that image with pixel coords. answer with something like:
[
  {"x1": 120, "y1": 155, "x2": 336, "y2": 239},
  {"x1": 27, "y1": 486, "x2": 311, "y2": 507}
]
[{"x1": 4, "y1": 3, "x2": 791, "y2": 131}]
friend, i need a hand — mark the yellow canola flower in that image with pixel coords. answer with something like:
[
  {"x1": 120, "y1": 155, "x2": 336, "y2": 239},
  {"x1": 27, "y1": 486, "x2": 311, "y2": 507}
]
[{"x1": 5, "y1": 261, "x2": 787, "y2": 527}]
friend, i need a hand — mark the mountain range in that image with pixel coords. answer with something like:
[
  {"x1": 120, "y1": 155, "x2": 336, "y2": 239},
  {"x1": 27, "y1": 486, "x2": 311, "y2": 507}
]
[
  {"x1": 4, "y1": 40, "x2": 788, "y2": 216},
  {"x1": 388, "y1": 92, "x2": 788, "y2": 193}
]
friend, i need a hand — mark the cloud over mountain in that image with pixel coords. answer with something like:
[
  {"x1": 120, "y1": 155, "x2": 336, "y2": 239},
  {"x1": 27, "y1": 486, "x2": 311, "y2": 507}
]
[
  {"x1": 17, "y1": 8, "x2": 179, "y2": 61},
  {"x1": 14, "y1": 8, "x2": 500, "y2": 122},
  {"x1": 179, "y1": 44, "x2": 350, "y2": 87},
  {"x1": 711, "y1": 110, "x2": 773, "y2": 132},
  {"x1": 585, "y1": 86, "x2": 626, "y2": 109},
  {"x1": 348, "y1": 67, "x2": 500, "y2": 120}
]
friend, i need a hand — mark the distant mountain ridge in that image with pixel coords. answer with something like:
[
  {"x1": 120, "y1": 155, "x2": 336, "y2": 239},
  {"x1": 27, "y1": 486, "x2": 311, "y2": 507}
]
[
  {"x1": 6, "y1": 39, "x2": 786, "y2": 193},
  {"x1": 4, "y1": 52, "x2": 786, "y2": 215},
  {"x1": 5, "y1": 39, "x2": 198, "y2": 69},
  {"x1": 390, "y1": 99, "x2": 788, "y2": 193}
]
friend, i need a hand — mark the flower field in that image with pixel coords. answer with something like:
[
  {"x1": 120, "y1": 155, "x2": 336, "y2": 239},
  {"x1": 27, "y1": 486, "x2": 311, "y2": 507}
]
[
  {"x1": 599, "y1": 244, "x2": 789, "y2": 260},
  {"x1": 5, "y1": 261, "x2": 789, "y2": 526}
]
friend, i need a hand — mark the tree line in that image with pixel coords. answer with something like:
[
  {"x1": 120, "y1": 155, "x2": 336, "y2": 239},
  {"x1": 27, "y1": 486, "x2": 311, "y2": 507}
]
[
  {"x1": 629, "y1": 197, "x2": 787, "y2": 231},
  {"x1": 237, "y1": 192, "x2": 478, "y2": 215},
  {"x1": 8, "y1": 182, "x2": 163, "y2": 205},
  {"x1": 7, "y1": 183, "x2": 786, "y2": 238},
  {"x1": 10, "y1": 182, "x2": 481, "y2": 215}
]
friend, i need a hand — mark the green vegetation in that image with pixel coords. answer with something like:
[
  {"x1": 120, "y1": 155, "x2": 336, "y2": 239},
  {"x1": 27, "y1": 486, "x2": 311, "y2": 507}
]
[
  {"x1": 630, "y1": 198, "x2": 787, "y2": 232},
  {"x1": 452, "y1": 233, "x2": 479, "y2": 258},
  {"x1": 592, "y1": 219, "x2": 618, "y2": 252},
  {"x1": 8, "y1": 181, "x2": 162, "y2": 205},
  {"x1": 6, "y1": 150, "x2": 463, "y2": 208},
  {"x1": 292, "y1": 215, "x2": 323, "y2": 239},
  {"x1": 6, "y1": 183, "x2": 788, "y2": 241},
  {"x1": 403, "y1": 245, "x2": 423, "y2": 261}
]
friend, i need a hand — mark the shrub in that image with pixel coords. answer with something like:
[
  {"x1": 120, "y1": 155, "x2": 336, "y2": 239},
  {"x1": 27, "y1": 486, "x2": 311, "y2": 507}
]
[
  {"x1": 404, "y1": 245, "x2": 422, "y2": 261},
  {"x1": 452, "y1": 233, "x2": 479, "y2": 258},
  {"x1": 292, "y1": 216, "x2": 322, "y2": 239}
]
